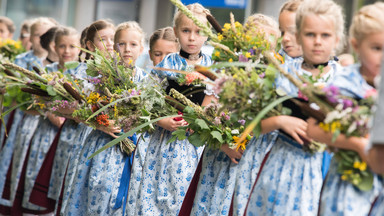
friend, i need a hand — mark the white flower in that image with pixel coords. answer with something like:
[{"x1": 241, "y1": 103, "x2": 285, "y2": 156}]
[{"x1": 231, "y1": 129, "x2": 240, "y2": 135}]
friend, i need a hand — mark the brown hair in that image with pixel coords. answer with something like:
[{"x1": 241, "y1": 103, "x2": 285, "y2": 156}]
[
  {"x1": 149, "y1": 27, "x2": 178, "y2": 51},
  {"x1": 54, "y1": 26, "x2": 79, "y2": 45},
  {"x1": 0, "y1": 16, "x2": 15, "y2": 34},
  {"x1": 84, "y1": 19, "x2": 115, "y2": 60}
]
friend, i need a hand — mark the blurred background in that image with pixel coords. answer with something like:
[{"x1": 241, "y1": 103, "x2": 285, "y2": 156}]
[{"x1": 0, "y1": 0, "x2": 382, "y2": 67}]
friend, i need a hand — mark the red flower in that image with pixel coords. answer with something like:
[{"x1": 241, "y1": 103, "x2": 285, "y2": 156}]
[{"x1": 96, "y1": 114, "x2": 110, "y2": 126}]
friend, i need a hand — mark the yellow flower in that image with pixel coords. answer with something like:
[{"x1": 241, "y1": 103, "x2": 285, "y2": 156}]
[
  {"x1": 215, "y1": 51, "x2": 220, "y2": 57},
  {"x1": 359, "y1": 162, "x2": 367, "y2": 171},
  {"x1": 234, "y1": 21, "x2": 242, "y2": 28},
  {"x1": 245, "y1": 52, "x2": 251, "y2": 58},
  {"x1": 319, "y1": 122, "x2": 329, "y2": 132},
  {"x1": 87, "y1": 92, "x2": 101, "y2": 104},
  {"x1": 218, "y1": 34, "x2": 223, "y2": 41},
  {"x1": 341, "y1": 175, "x2": 348, "y2": 181},
  {"x1": 229, "y1": 58, "x2": 233, "y2": 62},
  {"x1": 223, "y1": 23, "x2": 231, "y2": 30},
  {"x1": 245, "y1": 35, "x2": 251, "y2": 41},
  {"x1": 353, "y1": 161, "x2": 361, "y2": 169},
  {"x1": 37, "y1": 103, "x2": 46, "y2": 109},
  {"x1": 330, "y1": 121, "x2": 341, "y2": 133},
  {"x1": 343, "y1": 170, "x2": 353, "y2": 175},
  {"x1": 233, "y1": 136, "x2": 247, "y2": 151}
]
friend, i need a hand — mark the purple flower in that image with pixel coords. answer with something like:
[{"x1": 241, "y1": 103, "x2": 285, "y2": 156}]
[
  {"x1": 259, "y1": 72, "x2": 265, "y2": 79},
  {"x1": 239, "y1": 54, "x2": 248, "y2": 62},
  {"x1": 342, "y1": 99, "x2": 353, "y2": 108},
  {"x1": 225, "y1": 115, "x2": 230, "y2": 121},
  {"x1": 213, "y1": 117, "x2": 221, "y2": 125},
  {"x1": 248, "y1": 49, "x2": 255, "y2": 55},
  {"x1": 238, "y1": 119, "x2": 246, "y2": 125}
]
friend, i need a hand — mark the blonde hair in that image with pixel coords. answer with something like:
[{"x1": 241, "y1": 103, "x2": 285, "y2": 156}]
[
  {"x1": 244, "y1": 13, "x2": 279, "y2": 36},
  {"x1": 279, "y1": 0, "x2": 304, "y2": 14},
  {"x1": 349, "y1": 2, "x2": 384, "y2": 42},
  {"x1": 173, "y1": 3, "x2": 211, "y2": 29},
  {"x1": 114, "y1": 21, "x2": 145, "y2": 47},
  {"x1": 0, "y1": 16, "x2": 15, "y2": 34},
  {"x1": 54, "y1": 26, "x2": 79, "y2": 45},
  {"x1": 149, "y1": 27, "x2": 178, "y2": 50},
  {"x1": 296, "y1": 0, "x2": 345, "y2": 53},
  {"x1": 30, "y1": 17, "x2": 57, "y2": 36}
]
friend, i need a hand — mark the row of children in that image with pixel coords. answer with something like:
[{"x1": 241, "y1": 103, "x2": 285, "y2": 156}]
[{"x1": 0, "y1": 0, "x2": 384, "y2": 215}]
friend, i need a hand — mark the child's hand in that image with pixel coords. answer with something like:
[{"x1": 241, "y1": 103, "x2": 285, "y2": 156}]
[
  {"x1": 277, "y1": 115, "x2": 310, "y2": 145},
  {"x1": 157, "y1": 117, "x2": 187, "y2": 132},
  {"x1": 220, "y1": 144, "x2": 244, "y2": 164},
  {"x1": 97, "y1": 120, "x2": 121, "y2": 138},
  {"x1": 47, "y1": 113, "x2": 65, "y2": 128}
]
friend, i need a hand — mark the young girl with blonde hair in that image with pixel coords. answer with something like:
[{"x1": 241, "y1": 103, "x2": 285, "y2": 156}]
[
  {"x1": 131, "y1": 3, "x2": 214, "y2": 215},
  {"x1": 244, "y1": 0, "x2": 344, "y2": 215},
  {"x1": 306, "y1": 2, "x2": 384, "y2": 215}
]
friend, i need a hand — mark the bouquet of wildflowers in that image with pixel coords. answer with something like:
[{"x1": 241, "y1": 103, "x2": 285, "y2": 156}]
[
  {"x1": 168, "y1": 88, "x2": 252, "y2": 150},
  {"x1": 0, "y1": 38, "x2": 25, "y2": 62},
  {"x1": 74, "y1": 49, "x2": 176, "y2": 155},
  {"x1": 0, "y1": 62, "x2": 83, "y2": 113}
]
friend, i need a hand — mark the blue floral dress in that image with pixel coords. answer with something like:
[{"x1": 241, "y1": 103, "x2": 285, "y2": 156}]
[
  {"x1": 318, "y1": 64, "x2": 383, "y2": 216},
  {"x1": 231, "y1": 51, "x2": 303, "y2": 216},
  {"x1": 244, "y1": 59, "x2": 342, "y2": 216},
  {"x1": 61, "y1": 67, "x2": 146, "y2": 216},
  {"x1": 0, "y1": 109, "x2": 24, "y2": 204},
  {"x1": 0, "y1": 51, "x2": 45, "y2": 207},
  {"x1": 128, "y1": 53, "x2": 212, "y2": 216}
]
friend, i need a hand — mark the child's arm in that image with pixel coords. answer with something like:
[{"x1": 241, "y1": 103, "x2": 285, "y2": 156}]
[
  {"x1": 220, "y1": 144, "x2": 243, "y2": 164},
  {"x1": 367, "y1": 145, "x2": 384, "y2": 174},
  {"x1": 261, "y1": 115, "x2": 309, "y2": 145},
  {"x1": 306, "y1": 117, "x2": 368, "y2": 161}
]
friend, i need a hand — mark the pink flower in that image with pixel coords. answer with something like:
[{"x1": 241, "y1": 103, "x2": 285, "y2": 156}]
[{"x1": 364, "y1": 88, "x2": 377, "y2": 99}]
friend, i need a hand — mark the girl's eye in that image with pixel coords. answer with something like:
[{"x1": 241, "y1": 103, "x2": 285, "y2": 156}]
[
  {"x1": 373, "y1": 46, "x2": 382, "y2": 51},
  {"x1": 182, "y1": 29, "x2": 189, "y2": 33},
  {"x1": 322, "y1": 33, "x2": 331, "y2": 38},
  {"x1": 305, "y1": 33, "x2": 314, "y2": 37}
]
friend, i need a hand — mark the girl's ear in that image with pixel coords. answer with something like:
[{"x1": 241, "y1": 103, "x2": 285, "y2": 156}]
[
  {"x1": 350, "y1": 37, "x2": 359, "y2": 54},
  {"x1": 86, "y1": 40, "x2": 95, "y2": 52},
  {"x1": 173, "y1": 26, "x2": 179, "y2": 39}
]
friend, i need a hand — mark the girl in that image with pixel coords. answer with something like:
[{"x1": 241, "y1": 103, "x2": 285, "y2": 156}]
[
  {"x1": 132, "y1": 3, "x2": 213, "y2": 215},
  {"x1": 19, "y1": 19, "x2": 33, "y2": 51},
  {"x1": 59, "y1": 19, "x2": 115, "y2": 215},
  {"x1": 0, "y1": 17, "x2": 57, "y2": 214},
  {"x1": 0, "y1": 16, "x2": 15, "y2": 39},
  {"x1": 228, "y1": 13, "x2": 284, "y2": 216},
  {"x1": 181, "y1": 14, "x2": 280, "y2": 216},
  {"x1": 40, "y1": 26, "x2": 59, "y2": 66},
  {"x1": 126, "y1": 26, "x2": 179, "y2": 215},
  {"x1": 278, "y1": 0, "x2": 303, "y2": 62},
  {"x1": 244, "y1": 1, "x2": 344, "y2": 215},
  {"x1": 305, "y1": 3, "x2": 384, "y2": 215},
  {"x1": 62, "y1": 21, "x2": 147, "y2": 216}
]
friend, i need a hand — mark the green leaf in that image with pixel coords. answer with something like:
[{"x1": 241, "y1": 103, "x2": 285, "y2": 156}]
[
  {"x1": 211, "y1": 131, "x2": 224, "y2": 143},
  {"x1": 88, "y1": 114, "x2": 180, "y2": 159},
  {"x1": 356, "y1": 172, "x2": 374, "y2": 191},
  {"x1": 195, "y1": 118, "x2": 209, "y2": 130},
  {"x1": 64, "y1": 61, "x2": 80, "y2": 70},
  {"x1": 170, "y1": 129, "x2": 187, "y2": 142},
  {"x1": 47, "y1": 85, "x2": 56, "y2": 96},
  {"x1": 331, "y1": 129, "x2": 341, "y2": 143},
  {"x1": 86, "y1": 97, "x2": 129, "y2": 122},
  {"x1": 188, "y1": 132, "x2": 205, "y2": 147}
]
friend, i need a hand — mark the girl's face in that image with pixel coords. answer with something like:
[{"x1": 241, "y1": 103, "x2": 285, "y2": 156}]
[
  {"x1": 0, "y1": 23, "x2": 12, "y2": 39},
  {"x1": 55, "y1": 35, "x2": 80, "y2": 65},
  {"x1": 352, "y1": 31, "x2": 384, "y2": 80},
  {"x1": 297, "y1": 14, "x2": 339, "y2": 65},
  {"x1": 88, "y1": 27, "x2": 115, "y2": 53},
  {"x1": 174, "y1": 15, "x2": 208, "y2": 55},
  {"x1": 115, "y1": 29, "x2": 143, "y2": 65},
  {"x1": 149, "y1": 39, "x2": 178, "y2": 66},
  {"x1": 31, "y1": 24, "x2": 53, "y2": 54},
  {"x1": 279, "y1": 10, "x2": 302, "y2": 58}
]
